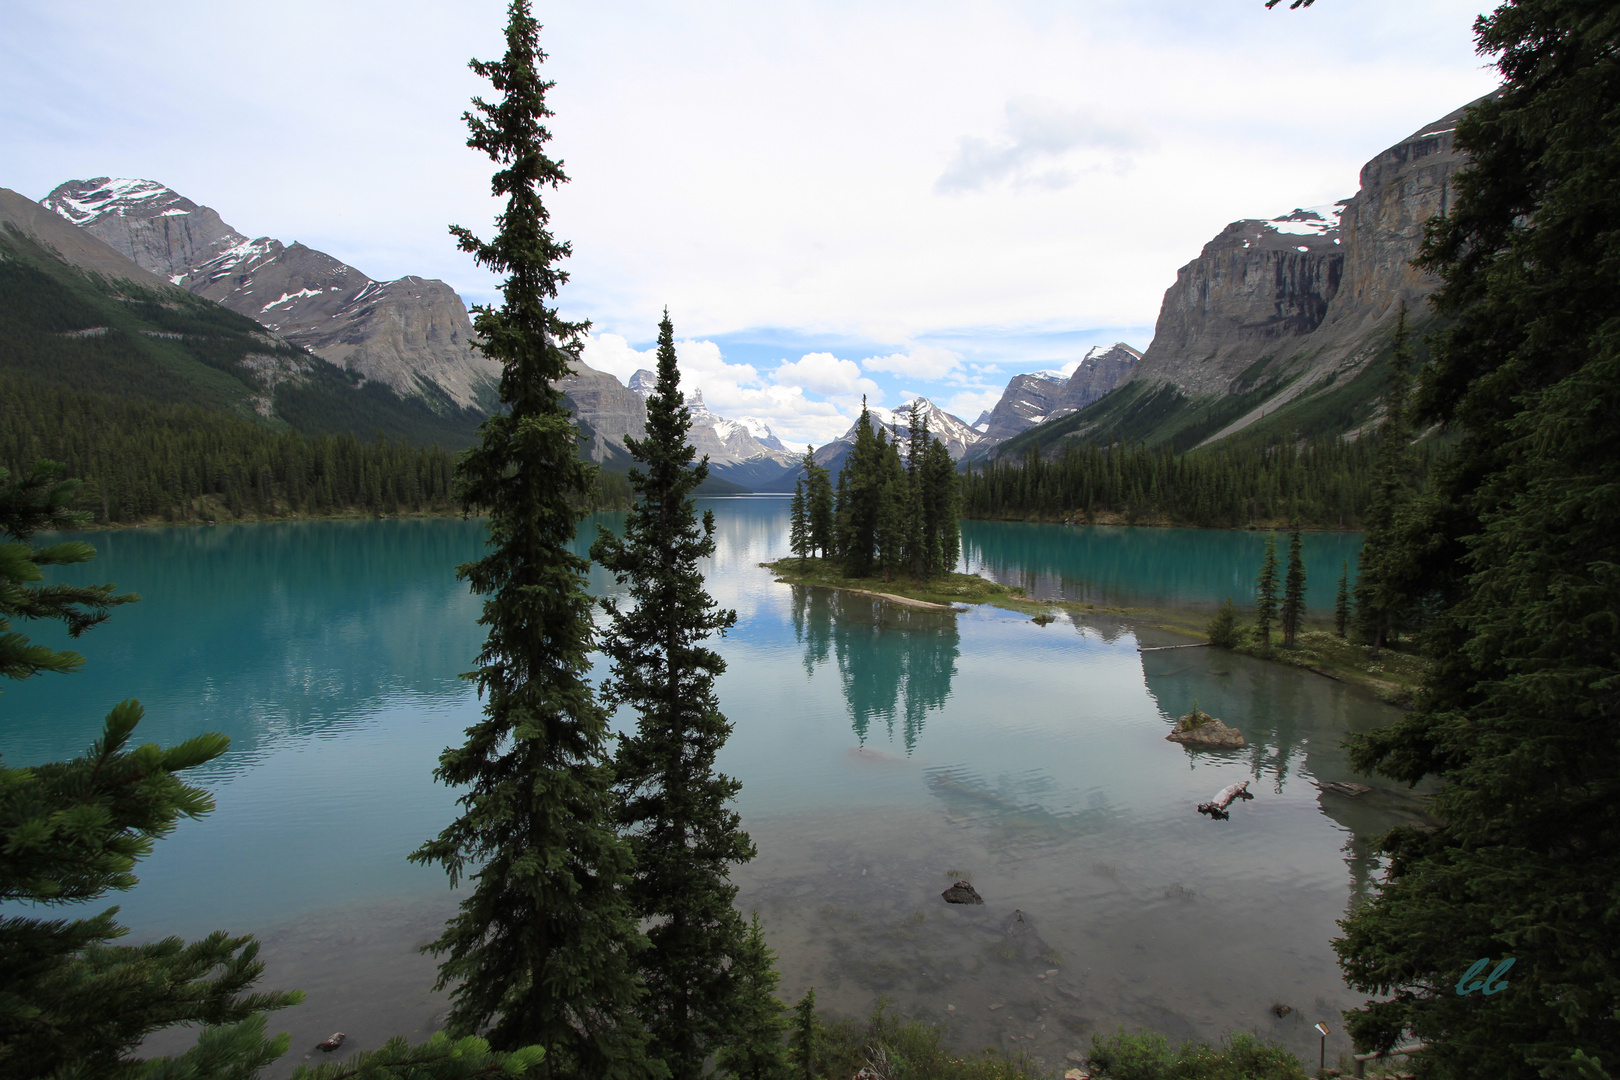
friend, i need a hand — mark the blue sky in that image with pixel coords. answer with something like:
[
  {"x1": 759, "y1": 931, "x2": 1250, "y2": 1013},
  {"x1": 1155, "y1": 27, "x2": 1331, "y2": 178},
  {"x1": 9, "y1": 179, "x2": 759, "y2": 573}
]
[{"x1": 2, "y1": 0, "x2": 1500, "y2": 443}]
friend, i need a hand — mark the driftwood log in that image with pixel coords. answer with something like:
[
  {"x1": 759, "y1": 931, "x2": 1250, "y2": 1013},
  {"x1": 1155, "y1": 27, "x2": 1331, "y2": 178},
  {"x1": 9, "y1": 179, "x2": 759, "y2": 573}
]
[{"x1": 1197, "y1": 780, "x2": 1253, "y2": 819}]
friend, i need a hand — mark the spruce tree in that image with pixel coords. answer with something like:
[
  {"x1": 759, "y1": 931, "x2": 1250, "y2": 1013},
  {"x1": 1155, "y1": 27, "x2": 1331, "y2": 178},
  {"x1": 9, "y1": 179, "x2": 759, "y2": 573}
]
[
  {"x1": 1252, "y1": 533, "x2": 1279, "y2": 650},
  {"x1": 590, "y1": 311, "x2": 755, "y2": 1080},
  {"x1": 1352, "y1": 310, "x2": 1418, "y2": 649},
  {"x1": 409, "y1": 6, "x2": 650, "y2": 1074},
  {"x1": 1206, "y1": 596, "x2": 1240, "y2": 649},
  {"x1": 1330, "y1": 1, "x2": 1620, "y2": 1074},
  {"x1": 805, "y1": 451, "x2": 835, "y2": 560},
  {"x1": 921, "y1": 434, "x2": 958, "y2": 577},
  {"x1": 1333, "y1": 560, "x2": 1351, "y2": 639},
  {"x1": 789, "y1": 479, "x2": 810, "y2": 569},
  {"x1": 787, "y1": 990, "x2": 820, "y2": 1080},
  {"x1": 714, "y1": 915, "x2": 791, "y2": 1080},
  {"x1": 835, "y1": 402, "x2": 882, "y2": 576},
  {"x1": 1280, "y1": 524, "x2": 1306, "y2": 649}
]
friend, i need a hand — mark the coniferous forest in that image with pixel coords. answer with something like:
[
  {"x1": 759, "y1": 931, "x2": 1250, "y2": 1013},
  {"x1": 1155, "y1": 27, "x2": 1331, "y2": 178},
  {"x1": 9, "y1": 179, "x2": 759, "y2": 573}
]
[
  {"x1": 959, "y1": 432, "x2": 1443, "y2": 530},
  {"x1": 0, "y1": 373, "x2": 631, "y2": 523}
]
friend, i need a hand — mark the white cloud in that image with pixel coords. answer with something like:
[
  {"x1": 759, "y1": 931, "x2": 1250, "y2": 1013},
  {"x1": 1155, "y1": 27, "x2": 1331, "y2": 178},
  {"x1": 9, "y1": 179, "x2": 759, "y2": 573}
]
[
  {"x1": 773, "y1": 353, "x2": 880, "y2": 400},
  {"x1": 944, "y1": 388, "x2": 1008, "y2": 423},
  {"x1": 579, "y1": 333, "x2": 855, "y2": 447},
  {"x1": 936, "y1": 96, "x2": 1149, "y2": 194},
  {"x1": 860, "y1": 344, "x2": 962, "y2": 380}
]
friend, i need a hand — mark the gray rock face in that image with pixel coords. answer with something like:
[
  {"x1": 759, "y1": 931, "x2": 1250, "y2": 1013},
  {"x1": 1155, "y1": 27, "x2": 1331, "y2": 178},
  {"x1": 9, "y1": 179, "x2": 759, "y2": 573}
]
[
  {"x1": 978, "y1": 372, "x2": 1067, "y2": 442},
  {"x1": 818, "y1": 398, "x2": 986, "y2": 467},
  {"x1": 557, "y1": 360, "x2": 648, "y2": 464},
  {"x1": 1122, "y1": 100, "x2": 1478, "y2": 423},
  {"x1": 43, "y1": 178, "x2": 499, "y2": 412},
  {"x1": 974, "y1": 343, "x2": 1141, "y2": 446},
  {"x1": 42, "y1": 178, "x2": 243, "y2": 281},
  {"x1": 1059, "y1": 343, "x2": 1141, "y2": 411}
]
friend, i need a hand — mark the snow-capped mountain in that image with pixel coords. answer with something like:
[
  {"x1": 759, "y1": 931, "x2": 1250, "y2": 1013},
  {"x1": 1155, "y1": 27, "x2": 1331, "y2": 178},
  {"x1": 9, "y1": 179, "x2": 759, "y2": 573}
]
[
  {"x1": 626, "y1": 369, "x2": 793, "y2": 466},
  {"x1": 43, "y1": 178, "x2": 498, "y2": 412},
  {"x1": 818, "y1": 398, "x2": 987, "y2": 465}
]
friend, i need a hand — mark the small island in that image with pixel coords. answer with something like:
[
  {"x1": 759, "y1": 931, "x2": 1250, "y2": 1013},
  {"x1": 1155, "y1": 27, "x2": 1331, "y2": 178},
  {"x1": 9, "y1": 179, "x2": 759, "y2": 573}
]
[{"x1": 763, "y1": 555, "x2": 1023, "y2": 611}]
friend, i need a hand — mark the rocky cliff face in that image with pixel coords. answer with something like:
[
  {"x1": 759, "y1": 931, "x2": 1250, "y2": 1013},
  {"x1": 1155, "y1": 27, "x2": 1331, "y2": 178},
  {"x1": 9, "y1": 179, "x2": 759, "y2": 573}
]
[
  {"x1": 1119, "y1": 101, "x2": 1476, "y2": 426},
  {"x1": 43, "y1": 178, "x2": 499, "y2": 412},
  {"x1": 557, "y1": 359, "x2": 649, "y2": 465},
  {"x1": 977, "y1": 372, "x2": 1067, "y2": 442},
  {"x1": 1058, "y1": 343, "x2": 1141, "y2": 413},
  {"x1": 974, "y1": 343, "x2": 1141, "y2": 446}
]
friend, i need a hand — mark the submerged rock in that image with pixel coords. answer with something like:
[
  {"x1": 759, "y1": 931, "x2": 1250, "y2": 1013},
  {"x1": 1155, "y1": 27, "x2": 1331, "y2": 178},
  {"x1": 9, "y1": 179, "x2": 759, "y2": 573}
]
[
  {"x1": 942, "y1": 879, "x2": 984, "y2": 904},
  {"x1": 1319, "y1": 781, "x2": 1373, "y2": 796},
  {"x1": 1166, "y1": 709, "x2": 1247, "y2": 748}
]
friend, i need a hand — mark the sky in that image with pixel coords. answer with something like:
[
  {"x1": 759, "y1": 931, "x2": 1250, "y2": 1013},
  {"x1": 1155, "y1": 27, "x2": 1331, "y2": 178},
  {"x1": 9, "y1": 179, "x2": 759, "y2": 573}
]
[{"x1": 2, "y1": 0, "x2": 1500, "y2": 445}]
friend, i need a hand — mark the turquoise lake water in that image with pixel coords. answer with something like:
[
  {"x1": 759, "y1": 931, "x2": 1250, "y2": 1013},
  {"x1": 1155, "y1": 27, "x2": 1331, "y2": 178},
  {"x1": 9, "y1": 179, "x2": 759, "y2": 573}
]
[{"x1": 5, "y1": 501, "x2": 1409, "y2": 1072}]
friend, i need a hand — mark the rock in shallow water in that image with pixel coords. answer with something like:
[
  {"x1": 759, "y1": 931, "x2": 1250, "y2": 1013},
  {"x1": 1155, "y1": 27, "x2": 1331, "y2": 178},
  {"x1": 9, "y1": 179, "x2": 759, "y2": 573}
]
[
  {"x1": 1166, "y1": 709, "x2": 1247, "y2": 748},
  {"x1": 941, "y1": 879, "x2": 984, "y2": 904}
]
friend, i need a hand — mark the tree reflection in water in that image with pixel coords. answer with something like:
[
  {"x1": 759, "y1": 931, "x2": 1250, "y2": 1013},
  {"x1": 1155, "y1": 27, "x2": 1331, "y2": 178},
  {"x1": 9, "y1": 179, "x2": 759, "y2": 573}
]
[{"x1": 788, "y1": 585, "x2": 959, "y2": 753}]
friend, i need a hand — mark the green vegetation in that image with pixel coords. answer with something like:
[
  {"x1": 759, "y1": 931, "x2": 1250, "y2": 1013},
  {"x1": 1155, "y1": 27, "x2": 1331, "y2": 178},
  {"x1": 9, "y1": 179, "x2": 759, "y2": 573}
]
[
  {"x1": 765, "y1": 556, "x2": 1023, "y2": 610},
  {"x1": 1328, "y1": 0, "x2": 1620, "y2": 1073},
  {"x1": 961, "y1": 432, "x2": 1445, "y2": 529},
  {"x1": 591, "y1": 312, "x2": 756, "y2": 1079},
  {"x1": 2, "y1": 372, "x2": 460, "y2": 524},
  {"x1": 1205, "y1": 598, "x2": 1240, "y2": 649},
  {"x1": 407, "y1": 6, "x2": 652, "y2": 1075},
  {"x1": 1085, "y1": 1027, "x2": 1306, "y2": 1080}
]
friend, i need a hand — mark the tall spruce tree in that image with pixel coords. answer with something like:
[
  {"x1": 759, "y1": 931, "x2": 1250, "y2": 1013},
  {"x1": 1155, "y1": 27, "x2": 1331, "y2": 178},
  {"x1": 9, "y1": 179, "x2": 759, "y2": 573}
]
[
  {"x1": 1329, "y1": 1, "x2": 1620, "y2": 1075},
  {"x1": 789, "y1": 479, "x2": 810, "y2": 569},
  {"x1": 835, "y1": 402, "x2": 882, "y2": 576},
  {"x1": 921, "y1": 434, "x2": 958, "y2": 577},
  {"x1": 1333, "y1": 560, "x2": 1351, "y2": 639},
  {"x1": 1253, "y1": 533, "x2": 1280, "y2": 649},
  {"x1": 0, "y1": 461, "x2": 301, "y2": 1079},
  {"x1": 1352, "y1": 309, "x2": 1420, "y2": 649},
  {"x1": 590, "y1": 312, "x2": 754, "y2": 1080},
  {"x1": 1280, "y1": 525, "x2": 1306, "y2": 649},
  {"x1": 409, "y1": 7, "x2": 650, "y2": 1075},
  {"x1": 804, "y1": 451, "x2": 835, "y2": 560}
]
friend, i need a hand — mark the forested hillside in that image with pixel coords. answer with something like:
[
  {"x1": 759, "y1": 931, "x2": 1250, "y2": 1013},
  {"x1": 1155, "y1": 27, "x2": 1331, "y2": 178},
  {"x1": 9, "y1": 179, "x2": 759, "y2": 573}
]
[
  {"x1": 0, "y1": 222, "x2": 489, "y2": 448},
  {"x1": 962, "y1": 431, "x2": 1443, "y2": 529}
]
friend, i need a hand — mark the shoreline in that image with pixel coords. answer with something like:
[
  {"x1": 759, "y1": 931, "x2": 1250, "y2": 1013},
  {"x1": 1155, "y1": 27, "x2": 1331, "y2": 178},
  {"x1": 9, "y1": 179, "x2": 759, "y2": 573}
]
[{"x1": 764, "y1": 557, "x2": 1424, "y2": 705}]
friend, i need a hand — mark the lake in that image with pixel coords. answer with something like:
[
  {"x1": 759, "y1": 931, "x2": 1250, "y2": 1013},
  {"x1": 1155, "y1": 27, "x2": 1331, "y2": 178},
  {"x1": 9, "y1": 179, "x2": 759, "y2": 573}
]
[{"x1": 5, "y1": 501, "x2": 1406, "y2": 1074}]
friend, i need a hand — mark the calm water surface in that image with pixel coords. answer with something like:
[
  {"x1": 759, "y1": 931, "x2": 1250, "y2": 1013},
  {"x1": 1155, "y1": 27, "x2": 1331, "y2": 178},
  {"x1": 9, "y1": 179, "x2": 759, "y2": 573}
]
[{"x1": 6, "y1": 501, "x2": 1412, "y2": 1073}]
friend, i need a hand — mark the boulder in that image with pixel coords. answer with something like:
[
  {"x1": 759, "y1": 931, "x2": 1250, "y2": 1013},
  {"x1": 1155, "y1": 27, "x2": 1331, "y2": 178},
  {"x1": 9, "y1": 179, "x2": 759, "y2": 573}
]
[
  {"x1": 942, "y1": 879, "x2": 984, "y2": 905},
  {"x1": 1166, "y1": 709, "x2": 1246, "y2": 748}
]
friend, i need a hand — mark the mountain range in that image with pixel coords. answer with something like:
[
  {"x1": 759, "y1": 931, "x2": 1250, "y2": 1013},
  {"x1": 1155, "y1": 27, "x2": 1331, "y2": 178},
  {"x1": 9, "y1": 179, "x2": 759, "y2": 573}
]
[{"x1": 10, "y1": 94, "x2": 1479, "y2": 490}]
